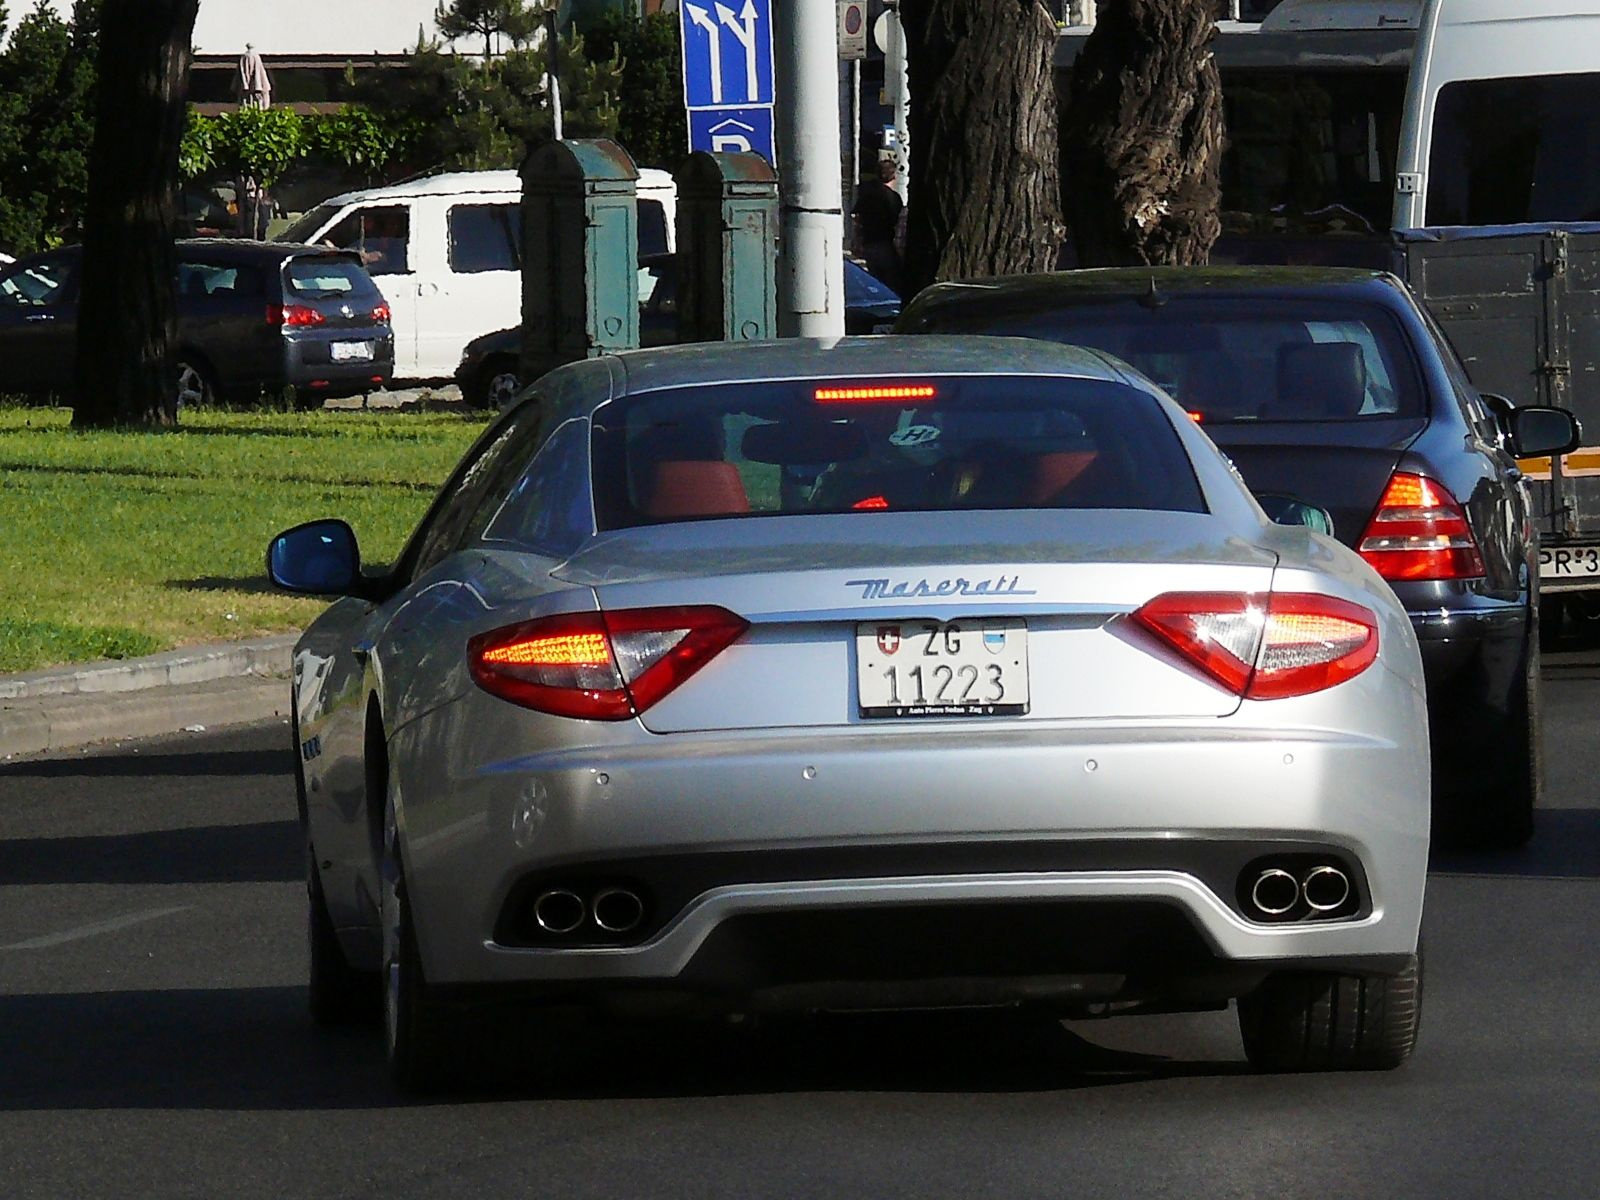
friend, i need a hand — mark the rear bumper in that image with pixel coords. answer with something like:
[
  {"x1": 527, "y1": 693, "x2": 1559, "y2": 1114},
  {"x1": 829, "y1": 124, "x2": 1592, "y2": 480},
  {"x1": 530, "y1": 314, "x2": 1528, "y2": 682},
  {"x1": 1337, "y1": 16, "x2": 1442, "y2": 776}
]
[
  {"x1": 389, "y1": 693, "x2": 1431, "y2": 1000},
  {"x1": 280, "y1": 326, "x2": 394, "y2": 397}
]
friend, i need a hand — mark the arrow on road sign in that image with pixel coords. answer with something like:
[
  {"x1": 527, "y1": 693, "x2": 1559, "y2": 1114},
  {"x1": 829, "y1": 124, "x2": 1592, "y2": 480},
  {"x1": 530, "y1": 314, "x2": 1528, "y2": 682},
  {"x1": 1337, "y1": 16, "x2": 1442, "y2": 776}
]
[
  {"x1": 685, "y1": 4, "x2": 724, "y2": 103},
  {"x1": 716, "y1": 0, "x2": 760, "y2": 105}
]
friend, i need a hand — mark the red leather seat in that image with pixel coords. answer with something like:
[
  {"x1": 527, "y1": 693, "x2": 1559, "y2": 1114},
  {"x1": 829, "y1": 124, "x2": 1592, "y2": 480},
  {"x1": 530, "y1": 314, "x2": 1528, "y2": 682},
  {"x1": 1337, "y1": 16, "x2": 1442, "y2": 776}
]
[
  {"x1": 1027, "y1": 451, "x2": 1098, "y2": 505},
  {"x1": 645, "y1": 460, "x2": 750, "y2": 519}
]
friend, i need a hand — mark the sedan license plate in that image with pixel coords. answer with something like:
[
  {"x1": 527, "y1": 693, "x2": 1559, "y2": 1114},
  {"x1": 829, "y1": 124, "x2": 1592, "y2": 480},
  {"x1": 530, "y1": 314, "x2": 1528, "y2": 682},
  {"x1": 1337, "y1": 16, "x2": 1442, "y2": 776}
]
[
  {"x1": 1540, "y1": 544, "x2": 1600, "y2": 582},
  {"x1": 856, "y1": 619, "x2": 1028, "y2": 718},
  {"x1": 330, "y1": 340, "x2": 374, "y2": 362}
]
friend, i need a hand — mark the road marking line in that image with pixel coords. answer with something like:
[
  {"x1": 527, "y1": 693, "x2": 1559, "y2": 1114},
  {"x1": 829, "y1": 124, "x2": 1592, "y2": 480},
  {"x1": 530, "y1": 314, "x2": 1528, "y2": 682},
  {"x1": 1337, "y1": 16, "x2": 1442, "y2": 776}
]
[{"x1": 0, "y1": 905, "x2": 192, "y2": 951}]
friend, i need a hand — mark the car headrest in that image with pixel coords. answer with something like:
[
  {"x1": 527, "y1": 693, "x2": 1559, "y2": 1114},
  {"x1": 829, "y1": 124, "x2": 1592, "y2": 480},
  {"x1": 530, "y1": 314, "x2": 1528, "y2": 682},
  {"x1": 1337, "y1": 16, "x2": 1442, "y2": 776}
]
[
  {"x1": 644, "y1": 460, "x2": 750, "y2": 519},
  {"x1": 1275, "y1": 343, "x2": 1368, "y2": 419}
]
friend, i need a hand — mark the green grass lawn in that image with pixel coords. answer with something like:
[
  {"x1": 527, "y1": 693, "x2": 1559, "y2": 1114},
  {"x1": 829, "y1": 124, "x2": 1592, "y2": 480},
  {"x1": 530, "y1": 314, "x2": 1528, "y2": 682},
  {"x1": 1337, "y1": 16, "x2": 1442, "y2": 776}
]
[{"x1": 0, "y1": 404, "x2": 489, "y2": 673}]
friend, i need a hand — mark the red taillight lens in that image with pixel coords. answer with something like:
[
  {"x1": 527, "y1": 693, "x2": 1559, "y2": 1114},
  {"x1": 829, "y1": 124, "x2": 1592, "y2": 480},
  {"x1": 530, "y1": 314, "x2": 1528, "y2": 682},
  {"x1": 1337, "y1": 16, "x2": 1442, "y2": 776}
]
[
  {"x1": 265, "y1": 303, "x2": 326, "y2": 327},
  {"x1": 468, "y1": 606, "x2": 748, "y2": 719},
  {"x1": 1357, "y1": 472, "x2": 1484, "y2": 581},
  {"x1": 1131, "y1": 591, "x2": 1378, "y2": 700},
  {"x1": 371, "y1": 303, "x2": 391, "y2": 323}
]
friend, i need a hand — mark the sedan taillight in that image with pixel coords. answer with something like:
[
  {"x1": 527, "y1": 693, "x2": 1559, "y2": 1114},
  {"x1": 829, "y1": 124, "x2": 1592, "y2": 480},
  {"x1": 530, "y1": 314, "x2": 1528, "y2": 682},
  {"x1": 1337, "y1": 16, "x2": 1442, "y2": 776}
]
[
  {"x1": 371, "y1": 302, "x2": 391, "y2": 323},
  {"x1": 1131, "y1": 592, "x2": 1378, "y2": 700},
  {"x1": 1356, "y1": 472, "x2": 1484, "y2": 581},
  {"x1": 265, "y1": 303, "x2": 326, "y2": 327},
  {"x1": 468, "y1": 606, "x2": 748, "y2": 720}
]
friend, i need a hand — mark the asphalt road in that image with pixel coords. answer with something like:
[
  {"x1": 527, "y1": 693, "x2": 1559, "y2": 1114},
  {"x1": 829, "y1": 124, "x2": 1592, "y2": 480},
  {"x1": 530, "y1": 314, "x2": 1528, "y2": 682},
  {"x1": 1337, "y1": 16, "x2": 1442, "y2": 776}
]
[{"x1": 3, "y1": 663, "x2": 1600, "y2": 1199}]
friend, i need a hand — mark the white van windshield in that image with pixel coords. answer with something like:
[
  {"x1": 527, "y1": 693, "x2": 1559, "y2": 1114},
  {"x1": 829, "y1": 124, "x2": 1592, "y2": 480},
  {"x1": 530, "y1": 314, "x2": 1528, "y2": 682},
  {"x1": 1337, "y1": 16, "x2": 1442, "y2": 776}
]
[{"x1": 1427, "y1": 73, "x2": 1600, "y2": 225}]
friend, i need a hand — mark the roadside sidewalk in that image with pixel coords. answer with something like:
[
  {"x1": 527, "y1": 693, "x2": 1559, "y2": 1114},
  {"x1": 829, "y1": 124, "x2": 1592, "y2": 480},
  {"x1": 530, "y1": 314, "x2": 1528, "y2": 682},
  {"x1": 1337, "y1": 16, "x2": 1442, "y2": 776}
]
[{"x1": 0, "y1": 634, "x2": 296, "y2": 759}]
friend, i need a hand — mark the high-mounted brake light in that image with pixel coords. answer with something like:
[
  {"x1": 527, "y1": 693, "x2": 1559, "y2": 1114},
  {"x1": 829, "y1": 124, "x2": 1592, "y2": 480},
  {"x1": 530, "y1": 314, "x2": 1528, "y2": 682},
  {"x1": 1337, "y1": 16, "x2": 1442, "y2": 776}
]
[
  {"x1": 468, "y1": 606, "x2": 748, "y2": 720},
  {"x1": 1357, "y1": 472, "x2": 1484, "y2": 581},
  {"x1": 814, "y1": 384, "x2": 937, "y2": 404},
  {"x1": 265, "y1": 303, "x2": 326, "y2": 327},
  {"x1": 1131, "y1": 591, "x2": 1378, "y2": 700},
  {"x1": 852, "y1": 495, "x2": 890, "y2": 510}
]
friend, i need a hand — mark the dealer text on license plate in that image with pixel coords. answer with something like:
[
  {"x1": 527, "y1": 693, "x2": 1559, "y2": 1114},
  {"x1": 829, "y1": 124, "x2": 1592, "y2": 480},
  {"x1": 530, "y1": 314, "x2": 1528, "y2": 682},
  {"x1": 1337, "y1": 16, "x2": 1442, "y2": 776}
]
[
  {"x1": 856, "y1": 619, "x2": 1028, "y2": 718},
  {"x1": 331, "y1": 340, "x2": 374, "y2": 362}
]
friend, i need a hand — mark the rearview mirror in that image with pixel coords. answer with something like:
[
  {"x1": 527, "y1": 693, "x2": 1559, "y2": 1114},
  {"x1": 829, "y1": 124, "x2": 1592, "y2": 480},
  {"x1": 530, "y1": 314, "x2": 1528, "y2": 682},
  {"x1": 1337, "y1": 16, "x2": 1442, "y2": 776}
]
[
  {"x1": 267, "y1": 519, "x2": 361, "y2": 595},
  {"x1": 1509, "y1": 406, "x2": 1581, "y2": 459}
]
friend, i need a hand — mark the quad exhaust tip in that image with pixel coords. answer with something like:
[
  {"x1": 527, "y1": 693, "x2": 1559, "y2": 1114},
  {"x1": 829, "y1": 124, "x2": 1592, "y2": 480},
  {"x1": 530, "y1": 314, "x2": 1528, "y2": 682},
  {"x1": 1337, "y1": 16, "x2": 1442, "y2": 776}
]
[
  {"x1": 592, "y1": 887, "x2": 645, "y2": 934},
  {"x1": 1250, "y1": 868, "x2": 1301, "y2": 916},
  {"x1": 533, "y1": 888, "x2": 586, "y2": 934}
]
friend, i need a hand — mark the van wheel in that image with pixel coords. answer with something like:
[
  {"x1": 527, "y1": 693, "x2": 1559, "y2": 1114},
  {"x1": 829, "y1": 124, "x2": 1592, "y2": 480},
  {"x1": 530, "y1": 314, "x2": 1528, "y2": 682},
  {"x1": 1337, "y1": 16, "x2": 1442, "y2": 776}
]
[
  {"x1": 173, "y1": 358, "x2": 214, "y2": 416},
  {"x1": 468, "y1": 356, "x2": 521, "y2": 410},
  {"x1": 1238, "y1": 954, "x2": 1422, "y2": 1072}
]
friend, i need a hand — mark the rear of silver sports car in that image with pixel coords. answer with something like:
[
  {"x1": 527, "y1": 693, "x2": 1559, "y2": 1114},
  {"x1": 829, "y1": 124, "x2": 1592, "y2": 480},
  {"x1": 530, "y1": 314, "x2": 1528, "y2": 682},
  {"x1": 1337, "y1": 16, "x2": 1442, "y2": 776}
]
[{"x1": 386, "y1": 369, "x2": 1429, "y2": 1026}]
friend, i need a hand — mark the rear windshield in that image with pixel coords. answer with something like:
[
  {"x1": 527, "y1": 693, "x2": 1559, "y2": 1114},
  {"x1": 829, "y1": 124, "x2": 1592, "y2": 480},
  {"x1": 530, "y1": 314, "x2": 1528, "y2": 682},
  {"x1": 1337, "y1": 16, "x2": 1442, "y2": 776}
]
[
  {"x1": 590, "y1": 375, "x2": 1205, "y2": 530},
  {"x1": 1428, "y1": 73, "x2": 1600, "y2": 226},
  {"x1": 922, "y1": 298, "x2": 1421, "y2": 424},
  {"x1": 283, "y1": 256, "x2": 378, "y2": 299}
]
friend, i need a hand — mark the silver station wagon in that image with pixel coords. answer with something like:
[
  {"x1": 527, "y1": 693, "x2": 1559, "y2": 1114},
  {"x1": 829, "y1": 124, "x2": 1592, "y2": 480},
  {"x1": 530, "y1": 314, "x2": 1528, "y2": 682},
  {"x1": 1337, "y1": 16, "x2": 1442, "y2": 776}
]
[{"x1": 268, "y1": 337, "x2": 1430, "y2": 1090}]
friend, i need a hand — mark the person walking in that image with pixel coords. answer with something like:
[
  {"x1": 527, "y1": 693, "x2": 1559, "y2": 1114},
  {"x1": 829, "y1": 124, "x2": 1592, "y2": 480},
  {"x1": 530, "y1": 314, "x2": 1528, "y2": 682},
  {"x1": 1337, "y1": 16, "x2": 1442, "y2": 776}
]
[{"x1": 852, "y1": 157, "x2": 905, "y2": 296}]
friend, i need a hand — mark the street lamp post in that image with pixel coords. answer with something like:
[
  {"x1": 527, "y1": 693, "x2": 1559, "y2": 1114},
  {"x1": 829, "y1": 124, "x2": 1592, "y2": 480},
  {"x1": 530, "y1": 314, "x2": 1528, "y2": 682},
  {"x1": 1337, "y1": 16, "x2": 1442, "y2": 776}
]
[{"x1": 773, "y1": 0, "x2": 846, "y2": 338}]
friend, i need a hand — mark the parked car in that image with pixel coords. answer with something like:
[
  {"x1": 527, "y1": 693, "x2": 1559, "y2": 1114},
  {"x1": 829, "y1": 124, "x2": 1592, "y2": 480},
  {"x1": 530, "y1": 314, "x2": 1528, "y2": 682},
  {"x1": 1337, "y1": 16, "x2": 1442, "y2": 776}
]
[
  {"x1": 275, "y1": 168, "x2": 677, "y2": 382},
  {"x1": 897, "y1": 266, "x2": 1581, "y2": 846},
  {"x1": 269, "y1": 335, "x2": 1428, "y2": 1090},
  {"x1": 0, "y1": 240, "x2": 393, "y2": 410},
  {"x1": 454, "y1": 253, "x2": 903, "y2": 409}
]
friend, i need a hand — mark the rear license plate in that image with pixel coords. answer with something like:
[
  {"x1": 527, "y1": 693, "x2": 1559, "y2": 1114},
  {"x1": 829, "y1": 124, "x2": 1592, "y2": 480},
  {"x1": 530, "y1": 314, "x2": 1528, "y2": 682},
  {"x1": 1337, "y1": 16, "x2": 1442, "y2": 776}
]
[
  {"x1": 1539, "y1": 544, "x2": 1600, "y2": 581},
  {"x1": 856, "y1": 619, "x2": 1029, "y2": 718},
  {"x1": 331, "y1": 340, "x2": 374, "y2": 362}
]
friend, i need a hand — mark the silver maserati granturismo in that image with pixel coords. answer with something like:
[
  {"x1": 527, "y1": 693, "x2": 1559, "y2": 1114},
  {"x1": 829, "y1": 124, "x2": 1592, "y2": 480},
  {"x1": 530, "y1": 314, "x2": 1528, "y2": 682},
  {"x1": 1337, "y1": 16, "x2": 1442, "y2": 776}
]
[{"x1": 268, "y1": 336, "x2": 1429, "y2": 1090}]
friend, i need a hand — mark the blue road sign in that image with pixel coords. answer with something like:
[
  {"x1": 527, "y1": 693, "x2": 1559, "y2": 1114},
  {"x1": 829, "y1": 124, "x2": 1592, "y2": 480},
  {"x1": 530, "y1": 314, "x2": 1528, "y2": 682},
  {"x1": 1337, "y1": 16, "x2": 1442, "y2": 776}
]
[
  {"x1": 688, "y1": 107, "x2": 776, "y2": 161},
  {"x1": 680, "y1": 0, "x2": 775, "y2": 110}
]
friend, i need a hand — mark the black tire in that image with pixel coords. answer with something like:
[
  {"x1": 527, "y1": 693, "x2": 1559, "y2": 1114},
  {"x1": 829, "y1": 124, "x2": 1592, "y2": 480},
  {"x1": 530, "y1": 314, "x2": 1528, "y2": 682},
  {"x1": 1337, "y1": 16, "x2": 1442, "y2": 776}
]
[
  {"x1": 172, "y1": 357, "x2": 214, "y2": 417},
  {"x1": 1238, "y1": 953, "x2": 1422, "y2": 1072},
  {"x1": 1458, "y1": 632, "x2": 1539, "y2": 850},
  {"x1": 381, "y1": 794, "x2": 459, "y2": 1092},
  {"x1": 1539, "y1": 594, "x2": 1565, "y2": 652},
  {"x1": 307, "y1": 849, "x2": 379, "y2": 1026},
  {"x1": 467, "y1": 356, "x2": 521, "y2": 411}
]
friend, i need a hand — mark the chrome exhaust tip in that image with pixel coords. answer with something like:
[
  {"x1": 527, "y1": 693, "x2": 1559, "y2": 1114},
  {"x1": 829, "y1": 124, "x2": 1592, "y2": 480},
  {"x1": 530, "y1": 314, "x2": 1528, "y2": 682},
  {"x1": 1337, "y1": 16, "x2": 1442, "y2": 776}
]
[
  {"x1": 1302, "y1": 865, "x2": 1352, "y2": 913},
  {"x1": 533, "y1": 888, "x2": 586, "y2": 934},
  {"x1": 1250, "y1": 868, "x2": 1301, "y2": 916},
  {"x1": 592, "y1": 887, "x2": 645, "y2": 934}
]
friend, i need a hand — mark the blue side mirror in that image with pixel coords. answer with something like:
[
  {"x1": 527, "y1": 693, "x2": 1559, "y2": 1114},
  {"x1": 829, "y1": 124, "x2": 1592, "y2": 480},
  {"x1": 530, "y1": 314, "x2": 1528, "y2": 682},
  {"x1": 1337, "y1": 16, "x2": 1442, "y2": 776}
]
[{"x1": 267, "y1": 519, "x2": 361, "y2": 595}]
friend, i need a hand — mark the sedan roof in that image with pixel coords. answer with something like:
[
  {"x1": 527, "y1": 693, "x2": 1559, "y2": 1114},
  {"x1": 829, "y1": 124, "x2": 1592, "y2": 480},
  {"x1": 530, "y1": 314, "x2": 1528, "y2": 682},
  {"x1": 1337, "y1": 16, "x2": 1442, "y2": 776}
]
[{"x1": 603, "y1": 335, "x2": 1135, "y2": 399}]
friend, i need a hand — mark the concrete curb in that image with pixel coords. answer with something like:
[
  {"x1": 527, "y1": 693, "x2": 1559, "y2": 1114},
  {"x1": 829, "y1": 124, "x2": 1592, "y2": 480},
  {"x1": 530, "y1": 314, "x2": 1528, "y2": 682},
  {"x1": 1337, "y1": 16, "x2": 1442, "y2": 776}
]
[{"x1": 0, "y1": 635, "x2": 297, "y2": 759}]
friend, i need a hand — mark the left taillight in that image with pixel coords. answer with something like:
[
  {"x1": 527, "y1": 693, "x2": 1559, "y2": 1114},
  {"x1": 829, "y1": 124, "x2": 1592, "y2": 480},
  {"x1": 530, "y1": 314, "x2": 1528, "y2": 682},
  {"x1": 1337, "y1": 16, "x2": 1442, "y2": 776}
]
[
  {"x1": 468, "y1": 606, "x2": 748, "y2": 720},
  {"x1": 1131, "y1": 591, "x2": 1379, "y2": 700}
]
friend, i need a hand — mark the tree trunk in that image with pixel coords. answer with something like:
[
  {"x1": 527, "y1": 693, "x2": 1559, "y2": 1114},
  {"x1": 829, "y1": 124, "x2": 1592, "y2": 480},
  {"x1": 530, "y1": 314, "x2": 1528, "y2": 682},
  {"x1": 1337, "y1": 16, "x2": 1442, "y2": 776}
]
[
  {"x1": 71, "y1": 0, "x2": 199, "y2": 429},
  {"x1": 1060, "y1": 0, "x2": 1223, "y2": 267},
  {"x1": 899, "y1": 0, "x2": 1062, "y2": 297}
]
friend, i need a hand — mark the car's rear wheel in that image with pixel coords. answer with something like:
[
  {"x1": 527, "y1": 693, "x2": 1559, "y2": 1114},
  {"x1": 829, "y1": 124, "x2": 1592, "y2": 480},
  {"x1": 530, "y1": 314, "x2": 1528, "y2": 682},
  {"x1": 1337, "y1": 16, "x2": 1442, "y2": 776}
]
[
  {"x1": 173, "y1": 357, "x2": 214, "y2": 416},
  {"x1": 1456, "y1": 631, "x2": 1539, "y2": 849},
  {"x1": 467, "y1": 356, "x2": 520, "y2": 410},
  {"x1": 381, "y1": 792, "x2": 458, "y2": 1092},
  {"x1": 1238, "y1": 953, "x2": 1422, "y2": 1072}
]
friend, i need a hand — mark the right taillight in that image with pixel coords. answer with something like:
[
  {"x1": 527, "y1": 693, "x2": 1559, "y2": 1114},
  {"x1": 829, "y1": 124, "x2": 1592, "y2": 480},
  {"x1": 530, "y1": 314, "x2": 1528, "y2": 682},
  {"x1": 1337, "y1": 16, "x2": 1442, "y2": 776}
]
[
  {"x1": 1131, "y1": 591, "x2": 1379, "y2": 700},
  {"x1": 1357, "y1": 472, "x2": 1484, "y2": 581},
  {"x1": 468, "y1": 606, "x2": 748, "y2": 720}
]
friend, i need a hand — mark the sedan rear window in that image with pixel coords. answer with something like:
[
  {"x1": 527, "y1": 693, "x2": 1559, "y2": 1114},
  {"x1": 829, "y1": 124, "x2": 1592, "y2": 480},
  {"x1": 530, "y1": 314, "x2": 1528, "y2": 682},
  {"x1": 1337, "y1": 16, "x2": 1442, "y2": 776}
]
[
  {"x1": 591, "y1": 375, "x2": 1204, "y2": 529},
  {"x1": 934, "y1": 297, "x2": 1421, "y2": 424}
]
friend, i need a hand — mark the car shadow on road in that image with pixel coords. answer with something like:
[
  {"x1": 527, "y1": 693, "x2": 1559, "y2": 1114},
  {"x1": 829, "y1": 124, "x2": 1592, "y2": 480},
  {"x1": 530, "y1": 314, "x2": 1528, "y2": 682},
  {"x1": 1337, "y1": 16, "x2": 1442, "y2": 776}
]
[
  {"x1": 0, "y1": 820, "x2": 299, "y2": 885},
  {"x1": 0, "y1": 989, "x2": 1248, "y2": 1111},
  {"x1": 0, "y1": 746, "x2": 292, "y2": 779},
  {"x1": 1429, "y1": 808, "x2": 1600, "y2": 880}
]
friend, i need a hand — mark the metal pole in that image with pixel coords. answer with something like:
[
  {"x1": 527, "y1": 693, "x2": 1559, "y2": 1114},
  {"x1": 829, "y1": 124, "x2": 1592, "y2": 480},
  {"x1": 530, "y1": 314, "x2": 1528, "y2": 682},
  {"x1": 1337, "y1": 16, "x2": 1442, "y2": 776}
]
[
  {"x1": 884, "y1": 5, "x2": 908, "y2": 202},
  {"x1": 774, "y1": 0, "x2": 847, "y2": 338},
  {"x1": 546, "y1": 6, "x2": 564, "y2": 142},
  {"x1": 850, "y1": 57, "x2": 861, "y2": 220}
]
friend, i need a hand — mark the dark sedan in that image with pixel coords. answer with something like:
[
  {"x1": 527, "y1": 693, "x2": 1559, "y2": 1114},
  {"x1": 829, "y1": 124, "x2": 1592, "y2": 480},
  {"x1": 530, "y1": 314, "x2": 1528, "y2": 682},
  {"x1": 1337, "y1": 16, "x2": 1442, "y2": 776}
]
[
  {"x1": 0, "y1": 240, "x2": 393, "y2": 411},
  {"x1": 897, "y1": 267, "x2": 1580, "y2": 847},
  {"x1": 455, "y1": 253, "x2": 903, "y2": 409}
]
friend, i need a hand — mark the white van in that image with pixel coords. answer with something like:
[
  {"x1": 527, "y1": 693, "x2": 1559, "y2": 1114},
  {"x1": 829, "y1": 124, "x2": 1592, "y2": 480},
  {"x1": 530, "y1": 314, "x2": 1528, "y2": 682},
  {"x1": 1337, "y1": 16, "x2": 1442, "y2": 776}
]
[
  {"x1": 276, "y1": 168, "x2": 676, "y2": 381},
  {"x1": 1394, "y1": 0, "x2": 1600, "y2": 229}
]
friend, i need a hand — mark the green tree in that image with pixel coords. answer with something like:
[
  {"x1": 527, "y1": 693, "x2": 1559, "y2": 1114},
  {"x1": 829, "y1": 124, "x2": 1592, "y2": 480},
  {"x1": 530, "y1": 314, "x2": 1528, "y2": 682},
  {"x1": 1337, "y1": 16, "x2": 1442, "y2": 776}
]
[
  {"x1": 435, "y1": 0, "x2": 540, "y2": 61},
  {"x1": 582, "y1": 11, "x2": 684, "y2": 169},
  {"x1": 0, "y1": 0, "x2": 99, "y2": 254}
]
